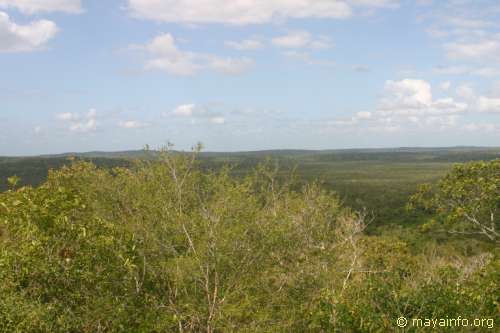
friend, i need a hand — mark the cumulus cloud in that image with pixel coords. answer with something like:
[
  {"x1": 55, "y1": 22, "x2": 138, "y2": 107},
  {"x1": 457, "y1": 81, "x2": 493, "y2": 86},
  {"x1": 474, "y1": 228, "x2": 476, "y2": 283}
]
[
  {"x1": 136, "y1": 33, "x2": 255, "y2": 76},
  {"x1": 127, "y1": 0, "x2": 400, "y2": 25},
  {"x1": 127, "y1": 0, "x2": 353, "y2": 25},
  {"x1": 381, "y1": 79, "x2": 433, "y2": 109},
  {"x1": 0, "y1": 11, "x2": 58, "y2": 52},
  {"x1": 57, "y1": 109, "x2": 98, "y2": 133},
  {"x1": 225, "y1": 39, "x2": 264, "y2": 50},
  {"x1": 0, "y1": 0, "x2": 82, "y2": 14},
  {"x1": 140, "y1": 33, "x2": 199, "y2": 75},
  {"x1": 378, "y1": 79, "x2": 468, "y2": 121},
  {"x1": 328, "y1": 77, "x2": 500, "y2": 135},
  {"x1": 69, "y1": 119, "x2": 97, "y2": 133},
  {"x1": 453, "y1": 84, "x2": 500, "y2": 113},
  {"x1": 170, "y1": 103, "x2": 226, "y2": 125},
  {"x1": 327, "y1": 79, "x2": 475, "y2": 133}
]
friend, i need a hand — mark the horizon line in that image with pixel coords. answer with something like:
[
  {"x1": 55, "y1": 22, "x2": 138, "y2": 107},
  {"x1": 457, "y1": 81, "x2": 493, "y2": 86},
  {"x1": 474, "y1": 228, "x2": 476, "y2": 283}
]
[{"x1": 2, "y1": 145, "x2": 500, "y2": 158}]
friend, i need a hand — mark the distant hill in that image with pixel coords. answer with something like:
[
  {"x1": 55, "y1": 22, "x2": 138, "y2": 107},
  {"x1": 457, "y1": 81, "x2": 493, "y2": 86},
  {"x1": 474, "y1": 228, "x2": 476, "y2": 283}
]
[
  {"x1": 1, "y1": 146, "x2": 499, "y2": 192},
  {"x1": 14, "y1": 146, "x2": 499, "y2": 160}
]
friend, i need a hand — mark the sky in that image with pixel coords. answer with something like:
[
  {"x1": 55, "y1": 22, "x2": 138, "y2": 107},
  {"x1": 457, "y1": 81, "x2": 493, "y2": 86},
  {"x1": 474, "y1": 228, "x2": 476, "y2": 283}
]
[{"x1": 1, "y1": 0, "x2": 500, "y2": 155}]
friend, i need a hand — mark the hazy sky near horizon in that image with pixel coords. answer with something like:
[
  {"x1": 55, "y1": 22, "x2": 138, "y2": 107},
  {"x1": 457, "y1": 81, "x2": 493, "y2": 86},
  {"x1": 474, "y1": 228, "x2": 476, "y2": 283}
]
[{"x1": 1, "y1": 0, "x2": 500, "y2": 155}]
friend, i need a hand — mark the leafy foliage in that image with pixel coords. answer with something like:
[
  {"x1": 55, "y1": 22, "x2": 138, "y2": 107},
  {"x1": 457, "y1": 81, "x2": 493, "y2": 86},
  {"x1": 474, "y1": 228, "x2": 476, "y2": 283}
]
[
  {"x1": 409, "y1": 160, "x2": 500, "y2": 241},
  {"x1": 0, "y1": 151, "x2": 498, "y2": 332}
]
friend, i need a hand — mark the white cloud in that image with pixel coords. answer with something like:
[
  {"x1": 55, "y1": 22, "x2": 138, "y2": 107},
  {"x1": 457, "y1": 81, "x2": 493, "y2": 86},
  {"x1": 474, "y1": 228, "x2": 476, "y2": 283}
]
[
  {"x1": 272, "y1": 31, "x2": 311, "y2": 48},
  {"x1": 328, "y1": 78, "x2": 500, "y2": 135},
  {"x1": 327, "y1": 79, "x2": 472, "y2": 133},
  {"x1": 440, "y1": 81, "x2": 451, "y2": 91},
  {"x1": 144, "y1": 33, "x2": 181, "y2": 55},
  {"x1": 225, "y1": 39, "x2": 263, "y2": 50},
  {"x1": 119, "y1": 120, "x2": 149, "y2": 129},
  {"x1": 477, "y1": 96, "x2": 500, "y2": 113},
  {"x1": 209, "y1": 116, "x2": 225, "y2": 124},
  {"x1": 381, "y1": 79, "x2": 433, "y2": 109},
  {"x1": 128, "y1": 0, "x2": 354, "y2": 25},
  {"x1": 69, "y1": 119, "x2": 96, "y2": 133},
  {"x1": 173, "y1": 104, "x2": 196, "y2": 116},
  {"x1": 453, "y1": 84, "x2": 500, "y2": 114},
  {"x1": 57, "y1": 112, "x2": 77, "y2": 121},
  {"x1": 272, "y1": 31, "x2": 332, "y2": 49},
  {"x1": 355, "y1": 111, "x2": 372, "y2": 119},
  {"x1": 171, "y1": 103, "x2": 226, "y2": 125},
  {"x1": 141, "y1": 33, "x2": 199, "y2": 75},
  {"x1": 348, "y1": 0, "x2": 399, "y2": 8},
  {"x1": 127, "y1": 0, "x2": 400, "y2": 25},
  {"x1": 146, "y1": 57, "x2": 200, "y2": 76},
  {"x1": 137, "y1": 33, "x2": 255, "y2": 76},
  {"x1": 57, "y1": 109, "x2": 98, "y2": 133},
  {"x1": 422, "y1": 1, "x2": 500, "y2": 72},
  {"x1": 0, "y1": 11, "x2": 58, "y2": 52},
  {"x1": 0, "y1": 0, "x2": 82, "y2": 14},
  {"x1": 207, "y1": 56, "x2": 255, "y2": 74},
  {"x1": 445, "y1": 40, "x2": 500, "y2": 60}
]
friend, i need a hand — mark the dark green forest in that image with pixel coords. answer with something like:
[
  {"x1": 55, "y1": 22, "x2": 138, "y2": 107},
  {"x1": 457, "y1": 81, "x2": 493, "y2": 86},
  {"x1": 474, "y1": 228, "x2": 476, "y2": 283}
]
[{"x1": 0, "y1": 147, "x2": 499, "y2": 332}]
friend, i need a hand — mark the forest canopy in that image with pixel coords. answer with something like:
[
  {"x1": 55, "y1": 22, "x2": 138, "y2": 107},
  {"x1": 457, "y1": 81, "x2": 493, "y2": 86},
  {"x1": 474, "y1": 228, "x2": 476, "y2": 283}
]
[{"x1": 0, "y1": 150, "x2": 498, "y2": 332}]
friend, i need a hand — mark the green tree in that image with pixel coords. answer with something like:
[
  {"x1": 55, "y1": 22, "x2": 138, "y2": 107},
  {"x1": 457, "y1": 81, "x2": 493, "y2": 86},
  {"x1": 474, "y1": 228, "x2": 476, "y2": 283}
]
[
  {"x1": 408, "y1": 159, "x2": 500, "y2": 241},
  {"x1": 0, "y1": 147, "x2": 372, "y2": 332}
]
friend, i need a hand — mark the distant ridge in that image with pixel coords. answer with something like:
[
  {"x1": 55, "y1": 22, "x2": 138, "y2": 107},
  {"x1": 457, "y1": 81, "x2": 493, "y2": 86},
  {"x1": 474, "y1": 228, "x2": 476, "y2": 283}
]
[
  {"x1": 2, "y1": 146, "x2": 499, "y2": 192},
  {"x1": 1, "y1": 146, "x2": 499, "y2": 160},
  {"x1": 7, "y1": 146, "x2": 496, "y2": 159}
]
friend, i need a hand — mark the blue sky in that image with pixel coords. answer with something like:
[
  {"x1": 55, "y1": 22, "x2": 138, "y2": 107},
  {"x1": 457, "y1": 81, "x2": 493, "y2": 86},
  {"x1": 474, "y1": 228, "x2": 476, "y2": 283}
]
[{"x1": 1, "y1": 0, "x2": 499, "y2": 155}]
